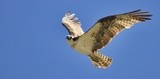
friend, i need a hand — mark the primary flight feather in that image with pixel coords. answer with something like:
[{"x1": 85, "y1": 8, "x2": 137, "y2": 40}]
[{"x1": 62, "y1": 9, "x2": 152, "y2": 69}]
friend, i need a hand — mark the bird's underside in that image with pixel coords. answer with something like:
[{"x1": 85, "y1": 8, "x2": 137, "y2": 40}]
[{"x1": 62, "y1": 9, "x2": 152, "y2": 69}]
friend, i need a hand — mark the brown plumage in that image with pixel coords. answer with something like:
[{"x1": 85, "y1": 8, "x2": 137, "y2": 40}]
[
  {"x1": 62, "y1": 9, "x2": 152, "y2": 69},
  {"x1": 84, "y1": 9, "x2": 152, "y2": 51}
]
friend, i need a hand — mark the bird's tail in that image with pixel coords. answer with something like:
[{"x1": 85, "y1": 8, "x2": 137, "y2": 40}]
[{"x1": 88, "y1": 52, "x2": 112, "y2": 69}]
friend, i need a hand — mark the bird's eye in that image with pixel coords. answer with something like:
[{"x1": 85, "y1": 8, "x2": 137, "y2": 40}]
[{"x1": 66, "y1": 35, "x2": 73, "y2": 40}]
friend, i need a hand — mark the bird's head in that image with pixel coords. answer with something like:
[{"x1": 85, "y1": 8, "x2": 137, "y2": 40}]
[
  {"x1": 66, "y1": 35, "x2": 74, "y2": 40},
  {"x1": 66, "y1": 35, "x2": 79, "y2": 48}
]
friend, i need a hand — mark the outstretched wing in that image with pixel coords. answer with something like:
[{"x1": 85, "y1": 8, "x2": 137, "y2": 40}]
[
  {"x1": 62, "y1": 13, "x2": 84, "y2": 37},
  {"x1": 79, "y1": 9, "x2": 152, "y2": 51}
]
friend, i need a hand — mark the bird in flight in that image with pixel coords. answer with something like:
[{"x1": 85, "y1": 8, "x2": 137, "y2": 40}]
[{"x1": 62, "y1": 9, "x2": 152, "y2": 69}]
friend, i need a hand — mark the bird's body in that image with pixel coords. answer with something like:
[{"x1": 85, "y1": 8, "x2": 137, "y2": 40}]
[
  {"x1": 67, "y1": 38, "x2": 91, "y2": 54},
  {"x1": 62, "y1": 9, "x2": 152, "y2": 69}
]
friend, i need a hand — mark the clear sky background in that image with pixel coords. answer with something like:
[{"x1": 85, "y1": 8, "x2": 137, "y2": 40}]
[{"x1": 0, "y1": 0, "x2": 160, "y2": 79}]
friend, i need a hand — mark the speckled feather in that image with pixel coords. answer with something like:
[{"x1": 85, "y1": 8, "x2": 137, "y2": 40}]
[
  {"x1": 62, "y1": 9, "x2": 152, "y2": 69},
  {"x1": 92, "y1": 9, "x2": 152, "y2": 51}
]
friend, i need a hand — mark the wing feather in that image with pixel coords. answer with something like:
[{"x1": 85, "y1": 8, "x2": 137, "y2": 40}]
[
  {"x1": 62, "y1": 13, "x2": 84, "y2": 37},
  {"x1": 79, "y1": 9, "x2": 152, "y2": 51}
]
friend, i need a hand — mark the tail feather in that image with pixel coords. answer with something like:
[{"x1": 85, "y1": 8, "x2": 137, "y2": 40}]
[{"x1": 88, "y1": 52, "x2": 112, "y2": 69}]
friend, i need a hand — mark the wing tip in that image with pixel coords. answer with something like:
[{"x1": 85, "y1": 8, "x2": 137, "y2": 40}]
[
  {"x1": 128, "y1": 9, "x2": 142, "y2": 13},
  {"x1": 128, "y1": 9, "x2": 152, "y2": 22},
  {"x1": 62, "y1": 12, "x2": 81, "y2": 25}
]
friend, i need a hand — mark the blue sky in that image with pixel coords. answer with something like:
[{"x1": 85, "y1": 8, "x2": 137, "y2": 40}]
[{"x1": 0, "y1": 0, "x2": 160, "y2": 79}]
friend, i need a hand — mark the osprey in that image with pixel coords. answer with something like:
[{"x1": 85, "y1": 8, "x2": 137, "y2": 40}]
[{"x1": 62, "y1": 9, "x2": 152, "y2": 69}]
